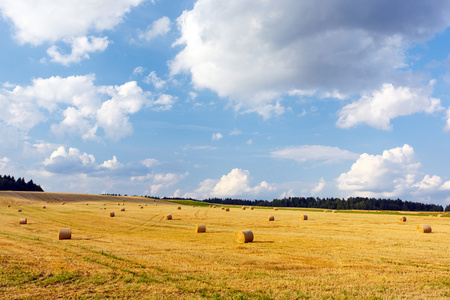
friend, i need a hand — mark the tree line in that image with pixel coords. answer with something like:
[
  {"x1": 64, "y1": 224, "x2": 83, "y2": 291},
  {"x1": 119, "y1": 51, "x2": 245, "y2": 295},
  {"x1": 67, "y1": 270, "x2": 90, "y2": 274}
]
[
  {"x1": 202, "y1": 196, "x2": 447, "y2": 212},
  {"x1": 0, "y1": 175, "x2": 44, "y2": 192}
]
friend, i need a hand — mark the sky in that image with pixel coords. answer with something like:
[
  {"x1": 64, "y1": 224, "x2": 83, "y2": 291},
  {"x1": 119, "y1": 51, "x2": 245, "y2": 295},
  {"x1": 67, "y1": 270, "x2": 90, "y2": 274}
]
[{"x1": 0, "y1": 0, "x2": 450, "y2": 206}]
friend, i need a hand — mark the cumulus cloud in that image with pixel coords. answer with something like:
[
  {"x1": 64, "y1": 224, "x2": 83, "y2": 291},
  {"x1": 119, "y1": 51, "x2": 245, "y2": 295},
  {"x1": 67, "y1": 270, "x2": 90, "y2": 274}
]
[
  {"x1": 131, "y1": 172, "x2": 188, "y2": 195},
  {"x1": 212, "y1": 133, "x2": 223, "y2": 141},
  {"x1": 141, "y1": 158, "x2": 159, "y2": 168},
  {"x1": 170, "y1": 0, "x2": 450, "y2": 118},
  {"x1": 139, "y1": 16, "x2": 171, "y2": 41},
  {"x1": 444, "y1": 108, "x2": 450, "y2": 132},
  {"x1": 47, "y1": 36, "x2": 110, "y2": 65},
  {"x1": 311, "y1": 178, "x2": 325, "y2": 195},
  {"x1": 99, "y1": 156, "x2": 123, "y2": 170},
  {"x1": 144, "y1": 71, "x2": 166, "y2": 89},
  {"x1": 152, "y1": 94, "x2": 176, "y2": 111},
  {"x1": 271, "y1": 145, "x2": 359, "y2": 164},
  {"x1": 337, "y1": 83, "x2": 443, "y2": 130},
  {"x1": 0, "y1": 157, "x2": 10, "y2": 169},
  {"x1": 184, "y1": 168, "x2": 275, "y2": 199},
  {"x1": 1, "y1": 75, "x2": 151, "y2": 141},
  {"x1": 0, "y1": 0, "x2": 144, "y2": 64},
  {"x1": 43, "y1": 146, "x2": 96, "y2": 174}
]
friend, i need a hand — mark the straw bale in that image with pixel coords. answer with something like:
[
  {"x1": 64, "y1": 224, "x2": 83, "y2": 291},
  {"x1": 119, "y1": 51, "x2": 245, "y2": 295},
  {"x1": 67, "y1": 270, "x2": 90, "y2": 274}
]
[
  {"x1": 221, "y1": 207, "x2": 225, "y2": 210},
  {"x1": 164, "y1": 214, "x2": 172, "y2": 220},
  {"x1": 110, "y1": 212, "x2": 115, "y2": 217},
  {"x1": 398, "y1": 216, "x2": 407, "y2": 222},
  {"x1": 267, "y1": 215, "x2": 274, "y2": 221},
  {"x1": 18, "y1": 209, "x2": 22, "y2": 212},
  {"x1": 121, "y1": 207, "x2": 125, "y2": 212},
  {"x1": 437, "y1": 214, "x2": 443, "y2": 218},
  {"x1": 242, "y1": 207, "x2": 246, "y2": 210},
  {"x1": 235, "y1": 230, "x2": 254, "y2": 243},
  {"x1": 300, "y1": 215, "x2": 308, "y2": 220},
  {"x1": 42, "y1": 206, "x2": 46, "y2": 209},
  {"x1": 332, "y1": 210, "x2": 337, "y2": 213},
  {"x1": 274, "y1": 208, "x2": 278, "y2": 211},
  {"x1": 324, "y1": 210, "x2": 328, "y2": 212},
  {"x1": 19, "y1": 218, "x2": 27, "y2": 224},
  {"x1": 250, "y1": 207, "x2": 254, "y2": 210},
  {"x1": 225, "y1": 208, "x2": 230, "y2": 212},
  {"x1": 177, "y1": 206, "x2": 181, "y2": 210},
  {"x1": 7, "y1": 205, "x2": 10, "y2": 207},
  {"x1": 213, "y1": 205, "x2": 216, "y2": 208},
  {"x1": 417, "y1": 224, "x2": 432, "y2": 233},
  {"x1": 195, "y1": 224, "x2": 206, "y2": 233},
  {"x1": 59, "y1": 228, "x2": 71, "y2": 240}
]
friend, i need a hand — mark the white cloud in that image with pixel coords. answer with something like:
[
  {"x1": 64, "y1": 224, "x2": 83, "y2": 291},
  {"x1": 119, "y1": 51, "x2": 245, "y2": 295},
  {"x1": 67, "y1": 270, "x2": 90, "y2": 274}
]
[
  {"x1": 100, "y1": 156, "x2": 123, "y2": 170},
  {"x1": 47, "y1": 36, "x2": 110, "y2": 65},
  {"x1": 311, "y1": 178, "x2": 325, "y2": 195},
  {"x1": 170, "y1": 1, "x2": 450, "y2": 118},
  {"x1": 271, "y1": 145, "x2": 359, "y2": 164},
  {"x1": 230, "y1": 128, "x2": 242, "y2": 135},
  {"x1": 184, "y1": 168, "x2": 275, "y2": 199},
  {"x1": 212, "y1": 133, "x2": 223, "y2": 141},
  {"x1": 0, "y1": 157, "x2": 10, "y2": 169},
  {"x1": 439, "y1": 180, "x2": 450, "y2": 191},
  {"x1": 141, "y1": 158, "x2": 159, "y2": 168},
  {"x1": 145, "y1": 71, "x2": 166, "y2": 89},
  {"x1": 152, "y1": 94, "x2": 176, "y2": 111},
  {"x1": 43, "y1": 146, "x2": 96, "y2": 174},
  {"x1": 444, "y1": 108, "x2": 450, "y2": 132},
  {"x1": 337, "y1": 144, "x2": 420, "y2": 197},
  {"x1": 133, "y1": 66, "x2": 146, "y2": 75},
  {"x1": 139, "y1": 16, "x2": 171, "y2": 41},
  {"x1": 0, "y1": 75, "x2": 151, "y2": 141},
  {"x1": 337, "y1": 83, "x2": 443, "y2": 130},
  {"x1": 131, "y1": 172, "x2": 188, "y2": 195},
  {"x1": 0, "y1": 0, "x2": 144, "y2": 64}
]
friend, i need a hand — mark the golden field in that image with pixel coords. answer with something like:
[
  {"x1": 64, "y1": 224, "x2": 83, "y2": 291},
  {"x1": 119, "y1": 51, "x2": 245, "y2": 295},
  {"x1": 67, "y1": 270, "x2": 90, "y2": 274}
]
[{"x1": 0, "y1": 191, "x2": 449, "y2": 299}]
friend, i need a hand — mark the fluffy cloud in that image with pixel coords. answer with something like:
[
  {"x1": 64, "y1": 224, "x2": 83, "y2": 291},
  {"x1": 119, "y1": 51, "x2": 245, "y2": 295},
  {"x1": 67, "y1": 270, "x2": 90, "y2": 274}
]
[
  {"x1": 47, "y1": 36, "x2": 110, "y2": 65},
  {"x1": 141, "y1": 158, "x2": 159, "y2": 168},
  {"x1": 337, "y1": 144, "x2": 449, "y2": 201},
  {"x1": 271, "y1": 145, "x2": 359, "y2": 163},
  {"x1": 311, "y1": 178, "x2": 325, "y2": 196},
  {"x1": 99, "y1": 156, "x2": 123, "y2": 170},
  {"x1": 212, "y1": 133, "x2": 223, "y2": 141},
  {"x1": 1, "y1": 75, "x2": 152, "y2": 141},
  {"x1": 139, "y1": 16, "x2": 171, "y2": 41},
  {"x1": 170, "y1": 0, "x2": 450, "y2": 117},
  {"x1": 131, "y1": 172, "x2": 188, "y2": 195},
  {"x1": 184, "y1": 168, "x2": 275, "y2": 199},
  {"x1": 337, "y1": 83, "x2": 443, "y2": 130},
  {"x1": 444, "y1": 108, "x2": 450, "y2": 132},
  {"x1": 0, "y1": 0, "x2": 144, "y2": 64},
  {"x1": 152, "y1": 94, "x2": 176, "y2": 111},
  {"x1": 145, "y1": 71, "x2": 166, "y2": 89},
  {"x1": 43, "y1": 146, "x2": 96, "y2": 174}
]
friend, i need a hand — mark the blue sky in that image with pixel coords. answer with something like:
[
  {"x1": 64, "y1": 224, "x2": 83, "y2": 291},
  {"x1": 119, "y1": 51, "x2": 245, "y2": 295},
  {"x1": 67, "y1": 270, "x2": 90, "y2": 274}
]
[{"x1": 0, "y1": 0, "x2": 450, "y2": 206}]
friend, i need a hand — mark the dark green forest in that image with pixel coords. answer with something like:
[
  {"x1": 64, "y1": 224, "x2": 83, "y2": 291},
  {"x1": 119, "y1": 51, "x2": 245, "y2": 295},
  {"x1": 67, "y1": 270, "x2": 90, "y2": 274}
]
[
  {"x1": 0, "y1": 175, "x2": 44, "y2": 192},
  {"x1": 202, "y1": 196, "x2": 448, "y2": 212}
]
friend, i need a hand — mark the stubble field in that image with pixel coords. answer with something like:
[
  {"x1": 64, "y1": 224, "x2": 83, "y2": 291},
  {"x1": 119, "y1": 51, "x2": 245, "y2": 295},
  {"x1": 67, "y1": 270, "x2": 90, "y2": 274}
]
[{"x1": 0, "y1": 191, "x2": 449, "y2": 299}]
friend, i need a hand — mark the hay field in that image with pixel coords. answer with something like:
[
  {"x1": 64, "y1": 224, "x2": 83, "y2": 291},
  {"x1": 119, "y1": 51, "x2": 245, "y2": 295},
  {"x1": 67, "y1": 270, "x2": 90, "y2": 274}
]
[{"x1": 1, "y1": 192, "x2": 449, "y2": 299}]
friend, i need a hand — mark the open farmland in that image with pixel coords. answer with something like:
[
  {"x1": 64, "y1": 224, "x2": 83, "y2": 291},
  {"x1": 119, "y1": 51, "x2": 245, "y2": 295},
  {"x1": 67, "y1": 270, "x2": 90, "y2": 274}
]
[{"x1": 0, "y1": 191, "x2": 449, "y2": 299}]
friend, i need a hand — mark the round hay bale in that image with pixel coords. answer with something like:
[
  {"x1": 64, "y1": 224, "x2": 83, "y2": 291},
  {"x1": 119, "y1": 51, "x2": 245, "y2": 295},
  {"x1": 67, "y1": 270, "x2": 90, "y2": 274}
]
[
  {"x1": 250, "y1": 207, "x2": 254, "y2": 210},
  {"x1": 110, "y1": 212, "x2": 115, "y2": 217},
  {"x1": 267, "y1": 215, "x2": 274, "y2": 221},
  {"x1": 42, "y1": 206, "x2": 46, "y2": 209},
  {"x1": 103, "y1": 208, "x2": 107, "y2": 210},
  {"x1": 300, "y1": 215, "x2": 308, "y2": 220},
  {"x1": 417, "y1": 224, "x2": 432, "y2": 233},
  {"x1": 86, "y1": 203, "x2": 89, "y2": 206},
  {"x1": 235, "y1": 230, "x2": 253, "y2": 243},
  {"x1": 177, "y1": 206, "x2": 181, "y2": 210},
  {"x1": 242, "y1": 207, "x2": 246, "y2": 210},
  {"x1": 209, "y1": 205, "x2": 212, "y2": 208},
  {"x1": 225, "y1": 208, "x2": 230, "y2": 212},
  {"x1": 99, "y1": 208, "x2": 103, "y2": 210},
  {"x1": 121, "y1": 207, "x2": 125, "y2": 212},
  {"x1": 62, "y1": 202, "x2": 65, "y2": 205},
  {"x1": 19, "y1": 218, "x2": 27, "y2": 225},
  {"x1": 18, "y1": 209, "x2": 22, "y2": 212},
  {"x1": 324, "y1": 209, "x2": 328, "y2": 213},
  {"x1": 398, "y1": 216, "x2": 407, "y2": 222},
  {"x1": 221, "y1": 207, "x2": 225, "y2": 210},
  {"x1": 164, "y1": 214, "x2": 172, "y2": 220},
  {"x1": 145, "y1": 204, "x2": 148, "y2": 206},
  {"x1": 437, "y1": 214, "x2": 443, "y2": 218},
  {"x1": 195, "y1": 224, "x2": 206, "y2": 233},
  {"x1": 213, "y1": 205, "x2": 216, "y2": 208},
  {"x1": 118, "y1": 203, "x2": 120, "y2": 206},
  {"x1": 59, "y1": 228, "x2": 71, "y2": 240},
  {"x1": 140, "y1": 206, "x2": 144, "y2": 209},
  {"x1": 274, "y1": 208, "x2": 278, "y2": 211},
  {"x1": 332, "y1": 210, "x2": 337, "y2": 213},
  {"x1": 7, "y1": 205, "x2": 10, "y2": 207}
]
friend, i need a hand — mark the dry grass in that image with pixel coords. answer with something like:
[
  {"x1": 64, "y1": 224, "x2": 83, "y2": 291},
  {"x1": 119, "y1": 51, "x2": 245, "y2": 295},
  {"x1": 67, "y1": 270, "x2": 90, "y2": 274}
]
[{"x1": 0, "y1": 191, "x2": 450, "y2": 299}]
